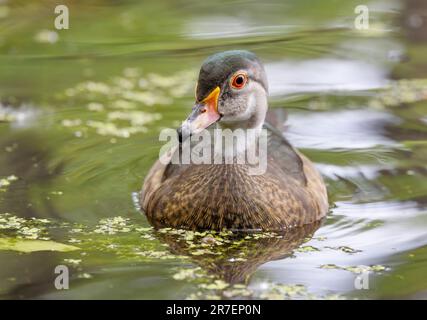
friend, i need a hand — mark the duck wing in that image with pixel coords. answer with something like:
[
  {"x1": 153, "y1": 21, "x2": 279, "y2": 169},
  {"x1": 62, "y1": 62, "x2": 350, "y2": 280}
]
[{"x1": 264, "y1": 120, "x2": 307, "y2": 186}]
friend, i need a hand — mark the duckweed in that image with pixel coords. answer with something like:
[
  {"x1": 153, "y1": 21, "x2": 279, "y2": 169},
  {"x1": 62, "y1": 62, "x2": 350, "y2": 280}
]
[
  {"x1": 296, "y1": 245, "x2": 319, "y2": 253},
  {"x1": 93, "y1": 216, "x2": 132, "y2": 235},
  {"x1": 0, "y1": 213, "x2": 51, "y2": 240},
  {"x1": 0, "y1": 175, "x2": 18, "y2": 190},
  {"x1": 34, "y1": 29, "x2": 58, "y2": 44},
  {"x1": 107, "y1": 111, "x2": 161, "y2": 126},
  {"x1": 0, "y1": 214, "x2": 360, "y2": 299},
  {"x1": 223, "y1": 286, "x2": 252, "y2": 298},
  {"x1": 320, "y1": 264, "x2": 388, "y2": 274},
  {"x1": 0, "y1": 237, "x2": 79, "y2": 253},
  {"x1": 86, "y1": 120, "x2": 148, "y2": 138},
  {"x1": 258, "y1": 283, "x2": 307, "y2": 300},
  {"x1": 172, "y1": 267, "x2": 205, "y2": 281},
  {"x1": 371, "y1": 79, "x2": 427, "y2": 109},
  {"x1": 199, "y1": 280, "x2": 229, "y2": 290},
  {"x1": 327, "y1": 246, "x2": 362, "y2": 254},
  {"x1": 63, "y1": 258, "x2": 82, "y2": 266},
  {"x1": 59, "y1": 69, "x2": 195, "y2": 139}
]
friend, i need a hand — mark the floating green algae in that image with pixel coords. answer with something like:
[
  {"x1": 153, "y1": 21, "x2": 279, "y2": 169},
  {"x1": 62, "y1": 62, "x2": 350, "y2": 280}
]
[
  {"x1": 0, "y1": 213, "x2": 79, "y2": 252},
  {"x1": 258, "y1": 283, "x2": 307, "y2": 300},
  {"x1": 172, "y1": 267, "x2": 206, "y2": 281},
  {"x1": 295, "y1": 245, "x2": 320, "y2": 253},
  {"x1": 183, "y1": 277, "x2": 343, "y2": 300},
  {"x1": 0, "y1": 213, "x2": 52, "y2": 240},
  {"x1": 0, "y1": 175, "x2": 18, "y2": 191},
  {"x1": 57, "y1": 68, "x2": 196, "y2": 139},
  {"x1": 326, "y1": 246, "x2": 362, "y2": 254},
  {"x1": 93, "y1": 216, "x2": 132, "y2": 235},
  {"x1": 0, "y1": 212, "x2": 343, "y2": 299},
  {"x1": 0, "y1": 238, "x2": 78, "y2": 253},
  {"x1": 0, "y1": 107, "x2": 16, "y2": 122},
  {"x1": 0, "y1": 212, "x2": 353, "y2": 300},
  {"x1": 320, "y1": 264, "x2": 388, "y2": 274},
  {"x1": 156, "y1": 223, "x2": 333, "y2": 300},
  {"x1": 370, "y1": 79, "x2": 427, "y2": 109},
  {"x1": 63, "y1": 258, "x2": 82, "y2": 266}
]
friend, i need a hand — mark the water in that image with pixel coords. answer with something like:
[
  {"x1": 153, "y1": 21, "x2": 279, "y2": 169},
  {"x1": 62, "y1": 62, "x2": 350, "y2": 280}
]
[{"x1": 1, "y1": 0, "x2": 427, "y2": 299}]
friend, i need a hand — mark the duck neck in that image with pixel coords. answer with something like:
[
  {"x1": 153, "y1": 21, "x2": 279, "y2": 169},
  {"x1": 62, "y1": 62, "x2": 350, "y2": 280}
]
[{"x1": 214, "y1": 112, "x2": 267, "y2": 161}]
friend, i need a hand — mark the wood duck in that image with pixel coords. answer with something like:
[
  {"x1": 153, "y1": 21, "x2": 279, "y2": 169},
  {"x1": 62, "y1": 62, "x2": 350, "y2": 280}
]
[{"x1": 140, "y1": 50, "x2": 328, "y2": 231}]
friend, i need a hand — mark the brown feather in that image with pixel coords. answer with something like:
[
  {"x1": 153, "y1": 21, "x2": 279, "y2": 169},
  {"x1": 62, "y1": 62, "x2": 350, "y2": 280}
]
[{"x1": 140, "y1": 123, "x2": 328, "y2": 231}]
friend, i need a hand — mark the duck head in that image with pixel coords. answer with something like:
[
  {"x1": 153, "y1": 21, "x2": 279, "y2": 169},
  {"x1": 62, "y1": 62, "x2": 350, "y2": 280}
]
[{"x1": 178, "y1": 50, "x2": 269, "y2": 142}]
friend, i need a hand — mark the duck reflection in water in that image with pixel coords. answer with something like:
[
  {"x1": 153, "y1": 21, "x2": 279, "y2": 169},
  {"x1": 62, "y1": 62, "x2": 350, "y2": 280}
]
[{"x1": 154, "y1": 221, "x2": 321, "y2": 284}]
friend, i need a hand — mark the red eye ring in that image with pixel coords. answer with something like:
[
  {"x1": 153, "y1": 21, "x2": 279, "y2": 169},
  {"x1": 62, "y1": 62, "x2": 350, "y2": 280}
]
[{"x1": 230, "y1": 72, "x2": 248, "y2": 89}]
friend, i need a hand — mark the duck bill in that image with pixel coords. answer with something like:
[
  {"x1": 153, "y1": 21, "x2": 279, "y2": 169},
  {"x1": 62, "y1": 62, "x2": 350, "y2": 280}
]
[{"x1": 177, "y1": 86, "x2": 221, "y2": 142}]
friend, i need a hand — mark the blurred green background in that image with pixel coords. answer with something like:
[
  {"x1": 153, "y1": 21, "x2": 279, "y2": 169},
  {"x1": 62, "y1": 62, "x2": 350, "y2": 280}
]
[{"x1": 0, "y1": 0, "x2": 426, "y2": 299}]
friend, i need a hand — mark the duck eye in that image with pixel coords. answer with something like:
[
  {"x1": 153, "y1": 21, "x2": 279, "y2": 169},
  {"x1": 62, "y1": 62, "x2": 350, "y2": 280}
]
[{"x1": 231, "y1": 73, "x2": 248, "y2": 89}]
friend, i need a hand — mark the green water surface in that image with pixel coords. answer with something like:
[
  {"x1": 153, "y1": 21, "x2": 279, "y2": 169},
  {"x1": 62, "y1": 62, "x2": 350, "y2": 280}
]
[{"x1": 0, "y1": 0, "x2": 427, "y2": 299}]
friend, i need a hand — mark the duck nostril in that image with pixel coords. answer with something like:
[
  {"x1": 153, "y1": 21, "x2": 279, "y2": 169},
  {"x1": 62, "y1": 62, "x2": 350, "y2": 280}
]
[{"x1": 200, "y1": 108, "x2": 207, "y2": 114}]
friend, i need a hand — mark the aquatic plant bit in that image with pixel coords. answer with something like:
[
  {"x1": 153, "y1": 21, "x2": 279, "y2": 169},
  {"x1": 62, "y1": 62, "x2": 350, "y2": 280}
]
[
  {"x1": 0, "y1": 175, "x2": 18, "y2": 190},
  {"x1": 93, "y1": 216, "x2": 132, "y2": 234}
]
